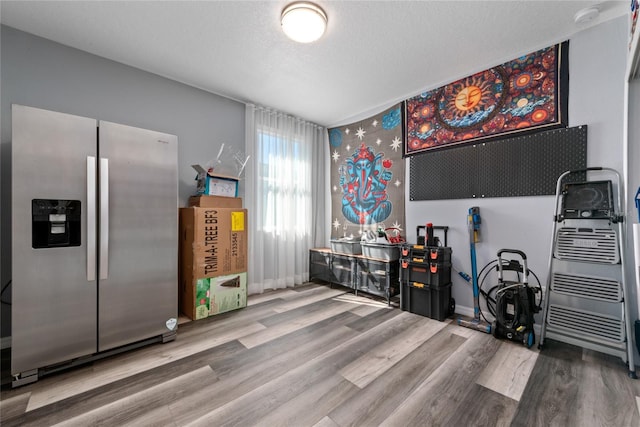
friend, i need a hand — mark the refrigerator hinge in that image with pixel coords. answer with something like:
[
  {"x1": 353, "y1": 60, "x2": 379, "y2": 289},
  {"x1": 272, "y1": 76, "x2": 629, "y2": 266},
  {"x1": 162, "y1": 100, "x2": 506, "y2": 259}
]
[
  {"x1": 12, "y1": 369, "x2": 39, "y2": 387},
  {"x1": 162, "y1": 330, "x2": 177, "y2": 343}
]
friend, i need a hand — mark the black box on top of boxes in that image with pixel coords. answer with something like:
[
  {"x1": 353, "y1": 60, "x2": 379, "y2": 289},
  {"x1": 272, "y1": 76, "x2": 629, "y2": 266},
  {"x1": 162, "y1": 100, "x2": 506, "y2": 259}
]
[
  {"x1": 403, "y1": 246, "x2": 452, "y2": 263},
  {"x1": 401, "y1": 281, "x2": 453, "y2": 321},
  {"x1": 401, "y1": 260, "x2": 452, "y2": 287}
]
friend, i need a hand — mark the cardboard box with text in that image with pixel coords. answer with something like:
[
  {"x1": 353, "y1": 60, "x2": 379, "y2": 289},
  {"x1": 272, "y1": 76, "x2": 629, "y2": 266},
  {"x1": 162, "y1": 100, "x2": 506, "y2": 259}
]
[{"x1": 179, "y1": 207, "x2": 248, "y2": 319}]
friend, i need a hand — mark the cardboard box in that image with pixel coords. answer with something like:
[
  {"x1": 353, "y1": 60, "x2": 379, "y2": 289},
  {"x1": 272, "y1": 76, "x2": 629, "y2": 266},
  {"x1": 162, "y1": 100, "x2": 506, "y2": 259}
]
[
  {"x1": 185, "y1": 272, "x2": 247, "y2": 320},
  {"x1": 179, "y1": 207, "x2": 248, "y2": 319},
  {"x1": 192, "y1": 165, "x2": 239, "y2": 197},
  {"x1": 183, "y1": 272, "x2": 248, "y2": 320},
  {"x1": 188, "y1": 195, "x2": 242, "y2": 208},
  {"x1": 180, "y1": 207, "x2": 248, "y2": 278}
]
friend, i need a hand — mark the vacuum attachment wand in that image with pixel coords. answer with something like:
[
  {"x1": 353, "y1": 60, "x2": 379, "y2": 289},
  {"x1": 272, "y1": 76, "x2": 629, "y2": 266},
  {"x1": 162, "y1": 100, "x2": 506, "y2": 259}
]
[{"x1": 457, "y1": 207, "x2": 492, "y2": 334}]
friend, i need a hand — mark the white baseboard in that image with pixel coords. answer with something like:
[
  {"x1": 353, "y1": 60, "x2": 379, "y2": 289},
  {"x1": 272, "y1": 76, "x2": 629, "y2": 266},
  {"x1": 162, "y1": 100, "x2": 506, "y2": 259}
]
[
  {"x1": 1, "y1": 336, "x2": 11, "y2": 350},
  {"x1": 454, "y1": 304, "x2": 495, "y2": 322},
  {"x1": 453, "y1": 304, "x2": 541, "y2": 335},
  {"x1": 453, "y1": 304, "x2": 476, "y2": 319}
]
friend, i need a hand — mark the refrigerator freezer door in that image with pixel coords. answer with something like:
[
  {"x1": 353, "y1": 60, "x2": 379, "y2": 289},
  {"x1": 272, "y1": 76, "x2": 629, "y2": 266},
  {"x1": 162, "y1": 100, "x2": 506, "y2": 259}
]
[
  {"x1": 97, "y1": 121, "x2": 178, "y2": 351},
  {"x1": 11, "y1": 105, "x2": 98, "y2": 376}
]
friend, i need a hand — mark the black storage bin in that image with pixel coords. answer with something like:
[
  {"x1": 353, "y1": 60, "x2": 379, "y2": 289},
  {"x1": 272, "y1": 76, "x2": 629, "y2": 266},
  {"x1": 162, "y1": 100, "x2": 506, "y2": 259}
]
[
  {"x1": 357, "y1": 258, "x2": 400, "y2": 298},
  {"x1": 331, "y1": 254, "x2": 355, "y2": 288},
  {"x1": 401, "y1": 260, "x2": 451, "y2": 286},
  {"x1": 401, "y1": 281, "x2": 452, "y2": 321},
  {"x1": 309, "y1": 249, "x2": 337, "y2": 283}
]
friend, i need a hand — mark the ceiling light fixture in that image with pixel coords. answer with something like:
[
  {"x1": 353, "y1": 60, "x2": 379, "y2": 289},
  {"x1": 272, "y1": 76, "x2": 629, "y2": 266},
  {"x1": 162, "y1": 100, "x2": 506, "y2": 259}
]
[
  {"x1": 281, "y1": 2, "x2": 327, "y2": 43},
  {"x1": 574, "y1": 7, "x2": 600, "y2": 25}
]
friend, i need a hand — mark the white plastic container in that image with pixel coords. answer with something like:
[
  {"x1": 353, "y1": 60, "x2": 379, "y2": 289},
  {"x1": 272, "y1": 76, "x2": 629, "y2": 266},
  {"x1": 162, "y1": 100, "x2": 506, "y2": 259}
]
[
  {"x1": 330, "y1": 239, "x2": 362, "y2": 255},
  {"x1": 361, "y1": 242, "x2": 401, "y2": 261}
]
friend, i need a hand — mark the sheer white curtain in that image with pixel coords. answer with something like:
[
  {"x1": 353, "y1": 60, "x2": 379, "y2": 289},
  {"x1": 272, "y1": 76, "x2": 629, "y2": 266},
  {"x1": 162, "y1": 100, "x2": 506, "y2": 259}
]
[{"x1": 245, "y1": 104, "x2": 328, "y2": 294}]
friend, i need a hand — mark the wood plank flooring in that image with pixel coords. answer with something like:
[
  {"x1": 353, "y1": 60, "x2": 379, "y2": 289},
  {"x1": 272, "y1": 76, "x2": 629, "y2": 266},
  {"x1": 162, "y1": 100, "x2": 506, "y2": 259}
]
[{"x1": 1, "y1": 282, "x2": 639, "y2": 426}]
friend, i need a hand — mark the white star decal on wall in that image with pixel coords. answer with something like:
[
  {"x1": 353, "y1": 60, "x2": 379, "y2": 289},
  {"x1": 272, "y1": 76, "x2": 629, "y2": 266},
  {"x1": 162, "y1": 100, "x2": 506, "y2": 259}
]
[
  {"x1": 372, "y1": 119, "x2": 378, "y2": 127},
  {"x1": 390, "y1": 136, "x2": 402, "y2": 151},
  {"x1": 345, "y1": 128, "x2": 350, "y2": 135},
  {"x1": 376, "y1": 138, "x2": 382, "y2": 146},
  {"x1": 355, "y1": 127, "x2": 366, "y2": 140},
  {"x1": 346, "y1": 144, "x2": 351, "y2": 152},
  {"x1": 333, "y1": 218, "x2": 341, "y2": 230},
  {"x1": 391, "y1": 221, "x2": 403, "y2": 232},
  {"x1": 394, "y1": 179, "x2": 402, "y2": 187},
  {"x1": 333, "y1": 185, "x2": 338, "y2": 192},
  {"x1": 332, "y1": 150, "x2": 341, "y2": 162}
]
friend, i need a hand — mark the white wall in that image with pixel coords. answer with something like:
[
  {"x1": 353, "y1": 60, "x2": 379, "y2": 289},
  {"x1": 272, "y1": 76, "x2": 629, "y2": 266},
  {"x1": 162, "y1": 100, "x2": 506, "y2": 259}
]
[
  {"x1": 405, "y1": 17, "x2": 629, "y2": 320},
  {"x1": 0, "y1": 25, "x2": 246, "y2": 339},
  {"x1": 627, "y1": 69, "x2": 640, "y2": 349}
]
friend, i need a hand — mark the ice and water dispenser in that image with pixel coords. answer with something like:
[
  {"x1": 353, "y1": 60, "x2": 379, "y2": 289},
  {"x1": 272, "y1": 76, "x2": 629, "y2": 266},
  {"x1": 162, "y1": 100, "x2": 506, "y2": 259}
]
[{"x1": 32, "y1": 199, "x2": 81, "y2": 248}]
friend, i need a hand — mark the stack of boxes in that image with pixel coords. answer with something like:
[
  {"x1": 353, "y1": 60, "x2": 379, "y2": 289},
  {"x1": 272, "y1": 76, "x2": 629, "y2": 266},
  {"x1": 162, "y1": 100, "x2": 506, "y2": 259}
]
[
  {"x1": 179, "y1": 195, "x2": 248, "y2": 320},
  {"x1": 400, "y1": 225, "x2": 453, "y2": 321}
]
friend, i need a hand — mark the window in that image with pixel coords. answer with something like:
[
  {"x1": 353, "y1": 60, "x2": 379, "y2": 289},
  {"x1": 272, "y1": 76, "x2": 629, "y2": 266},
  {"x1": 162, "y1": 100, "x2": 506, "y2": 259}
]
[{"x1": 258, "y1": 130, "x2": 311, "y2": 237}]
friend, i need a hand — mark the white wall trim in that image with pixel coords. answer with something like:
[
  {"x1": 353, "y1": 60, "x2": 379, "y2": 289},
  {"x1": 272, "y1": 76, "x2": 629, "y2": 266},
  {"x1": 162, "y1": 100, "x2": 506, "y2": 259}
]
[
  {"x1": 453, "y1": 304, "x2": 476, "y2": 319},
  {"x1": 454, "y1": 304, "x2": 541, "y2": 336}
]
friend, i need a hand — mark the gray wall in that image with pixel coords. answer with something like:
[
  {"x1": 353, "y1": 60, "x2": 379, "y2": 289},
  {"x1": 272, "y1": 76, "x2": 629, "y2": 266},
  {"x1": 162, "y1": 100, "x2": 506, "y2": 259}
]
[
  {"x1": 0, "y1": 25, "x2": 246, "y2": 339},
  {"x1": 0, "y1": 17, "x2": 632, "y2": 341},
  {"x1": 405, "y1": 17, "x2": 629, "y2": 321}
]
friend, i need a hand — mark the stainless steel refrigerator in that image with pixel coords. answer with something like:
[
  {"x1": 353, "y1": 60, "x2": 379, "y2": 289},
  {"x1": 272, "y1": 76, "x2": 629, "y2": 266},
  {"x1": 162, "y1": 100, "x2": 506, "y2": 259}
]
[{"x1": 11, "y1": 105, "x2": 178, "y2": 386}]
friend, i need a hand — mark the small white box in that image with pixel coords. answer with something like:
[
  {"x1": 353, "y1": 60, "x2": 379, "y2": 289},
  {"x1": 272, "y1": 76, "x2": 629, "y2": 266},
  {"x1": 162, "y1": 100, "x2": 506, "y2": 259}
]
[{"x1": 192, "y1": 165, "x2": 239, "y2": 197}]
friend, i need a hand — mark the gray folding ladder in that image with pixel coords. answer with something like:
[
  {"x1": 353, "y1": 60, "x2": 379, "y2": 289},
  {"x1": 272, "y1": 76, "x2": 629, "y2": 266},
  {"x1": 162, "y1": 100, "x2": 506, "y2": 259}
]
[{"x1": 538, "y1": 167, "x2": 636, "y2": 378}]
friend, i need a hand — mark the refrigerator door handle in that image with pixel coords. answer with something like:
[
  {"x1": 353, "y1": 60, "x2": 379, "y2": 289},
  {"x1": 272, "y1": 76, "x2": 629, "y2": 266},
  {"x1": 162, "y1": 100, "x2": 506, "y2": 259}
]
[
  {"x1": 87, "y1": 156, "x2": 97, "y2": 281},
  {"x1": 100, "y1": 158, "x2": 109, "y2": 280}
]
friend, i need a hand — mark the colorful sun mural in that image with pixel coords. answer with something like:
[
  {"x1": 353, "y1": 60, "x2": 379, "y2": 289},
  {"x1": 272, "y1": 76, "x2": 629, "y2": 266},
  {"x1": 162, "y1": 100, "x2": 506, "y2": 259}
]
[{"x1": 405, "y1": 42, "x2": 568, "y2": 155}]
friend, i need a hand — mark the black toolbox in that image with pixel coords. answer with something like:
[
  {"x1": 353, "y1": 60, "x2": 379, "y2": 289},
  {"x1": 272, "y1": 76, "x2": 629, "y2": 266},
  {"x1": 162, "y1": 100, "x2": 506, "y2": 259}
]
[
  {"x1": 401, "y1": 260, "x2": 452, "y2": 287},
  {"x1": 404, "y1": 246, "x2": 452, "y2": 263},
  {"x1": 401, "y1": 281, "x2": 453, "y2": 321}
]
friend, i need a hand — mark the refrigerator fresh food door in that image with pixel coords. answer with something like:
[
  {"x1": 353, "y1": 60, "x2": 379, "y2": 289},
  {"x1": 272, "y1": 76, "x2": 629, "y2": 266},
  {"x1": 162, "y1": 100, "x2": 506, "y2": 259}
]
[
  {"x1": 97, "y1": 121, "x2": 178, "y2": 351},
  {"x1": 11, "y1": 105, "x2": 99, "y2": 376}
]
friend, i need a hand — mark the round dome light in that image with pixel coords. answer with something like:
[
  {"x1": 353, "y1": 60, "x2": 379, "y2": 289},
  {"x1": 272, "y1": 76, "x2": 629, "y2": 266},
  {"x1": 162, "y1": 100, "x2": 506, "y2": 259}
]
[
  {"x1": 281, "y1": 2, "x2": 327, "y2": 43},
  {"x1": 574, "y1": 7, "x2": 599, "y2": 25}
]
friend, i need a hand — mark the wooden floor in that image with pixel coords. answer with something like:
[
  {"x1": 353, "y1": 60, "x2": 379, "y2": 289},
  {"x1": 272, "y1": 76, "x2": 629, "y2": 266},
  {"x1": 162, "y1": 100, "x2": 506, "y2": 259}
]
[{"x1": 1, "y1": 283, "x2": 640, "y2": 426}]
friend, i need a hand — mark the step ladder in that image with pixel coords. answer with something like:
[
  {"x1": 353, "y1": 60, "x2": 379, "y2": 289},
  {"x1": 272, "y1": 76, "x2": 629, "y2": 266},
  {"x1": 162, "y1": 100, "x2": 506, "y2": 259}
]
[{"x1": 538, "y1": 167, "x2": 637, "y2": 378}]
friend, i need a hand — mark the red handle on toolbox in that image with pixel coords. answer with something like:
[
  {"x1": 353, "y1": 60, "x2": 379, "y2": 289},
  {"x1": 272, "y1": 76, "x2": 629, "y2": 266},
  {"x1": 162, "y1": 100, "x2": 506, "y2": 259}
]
[
  {"x1": 430, "y1": 249, "x2": 438, "y2": 260},
  {"x1": 401, "y1": 260, "x2": 409, "y2": 269},
  {"x1": 430, "y1": 263, "x2": 438, "y2": 273}
]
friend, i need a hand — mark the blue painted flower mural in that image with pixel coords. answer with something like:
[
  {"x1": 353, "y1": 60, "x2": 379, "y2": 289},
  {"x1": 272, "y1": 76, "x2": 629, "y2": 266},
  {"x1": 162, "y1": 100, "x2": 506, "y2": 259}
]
[
  {"x1": 328, "y1": 103, "x2": 405, "y2": 239},
  {"x1": 382, "y1": 107, "x2": 401, "y2": 130},
  {"x1": 329, "y1": 128, "x2": 343, "y2": 147},
  {"x1": 339, "y1": 143, "x2": 392, "y2": 225}
]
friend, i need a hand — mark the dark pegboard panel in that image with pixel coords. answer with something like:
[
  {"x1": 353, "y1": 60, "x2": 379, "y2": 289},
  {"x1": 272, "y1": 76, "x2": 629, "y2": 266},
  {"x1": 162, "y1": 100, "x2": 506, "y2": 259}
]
[
  {"x1": 409, "y1": 126, "x2": 587, "y2": 200},
  {"x1": 409, "y1": 144, "x2": 477, "y2": 200}
]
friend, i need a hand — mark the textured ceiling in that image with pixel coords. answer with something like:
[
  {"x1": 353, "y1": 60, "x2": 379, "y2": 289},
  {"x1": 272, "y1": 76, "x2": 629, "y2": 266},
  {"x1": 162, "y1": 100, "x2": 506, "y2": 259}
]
[{"x1": 0, "y1": 1, "x2": 628, "y2": 127}]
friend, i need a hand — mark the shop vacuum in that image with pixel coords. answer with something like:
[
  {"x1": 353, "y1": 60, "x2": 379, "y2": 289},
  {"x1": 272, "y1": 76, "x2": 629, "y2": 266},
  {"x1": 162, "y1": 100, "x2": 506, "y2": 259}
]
[{"x1": 457, "y1": 207, "x2": 492, "y2": 334}]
